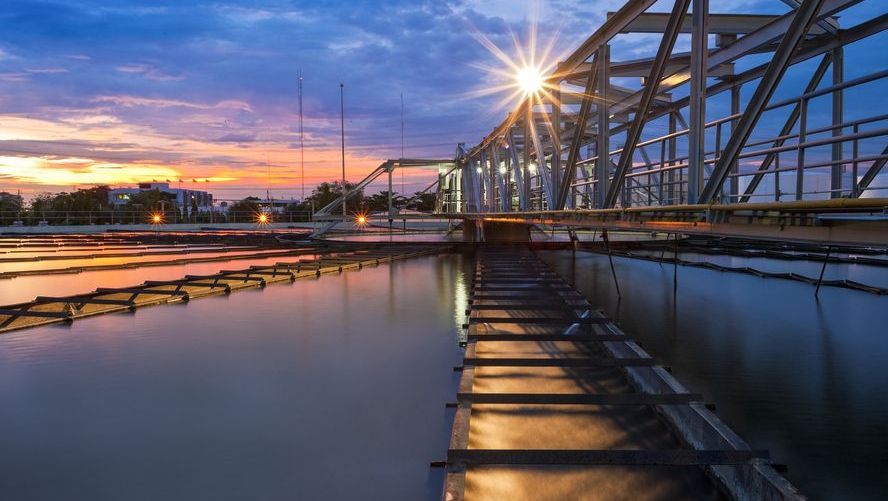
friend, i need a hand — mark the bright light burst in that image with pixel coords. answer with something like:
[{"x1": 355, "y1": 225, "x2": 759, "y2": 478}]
[
  {"x1": 516, "y1": 66, "x2": 544, "y2": 96},
  {"x1": 149, "y1": 212, "x2": 164, "y2": 225},
  {"x1": 353, "y1": 211, "x2": 368, "y2": 228},
  {"x1": 460, "y1": 7, "x2": 571, "y2": 115},
  {"x1": 256, "y1": 211, "x2": 270, "y2": 225}
]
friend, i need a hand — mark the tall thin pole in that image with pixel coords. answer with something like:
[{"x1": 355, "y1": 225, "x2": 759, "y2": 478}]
[
  {"x1": 340, "y1": 83, "x2": 346, "y2": 216},
  {"x1": 400, "y1": 93, "x2": 405, "y2": 160},
  {"x1": 298, "y1": 69, "x2": 305, "y2": 201},
  {"x1": 400, "y1": 93, "x2": 405, "y2": 195}
]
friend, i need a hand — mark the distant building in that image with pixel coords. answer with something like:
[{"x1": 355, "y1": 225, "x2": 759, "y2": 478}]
[
  {"x1": 0, "y1": 191, "x2": 23, "y2": 207},
  {"x1": 108, "y1": 183, "x2": 213, "y2": 210},
  {"x1": 215, "y1": 198, "x2": 300, "y2": 214},
  {"x1": 258, "y1": 198, "x2": 300, "y2": 214}
]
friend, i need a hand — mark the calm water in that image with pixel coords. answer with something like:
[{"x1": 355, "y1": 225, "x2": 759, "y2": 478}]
[
  {"x1": 540, "y1": 250, "x2": 888, "y2": 500},
  {"x1": 0, "y1": 253, "x2": 324, "y2": 305},
  {"x1": 2, "y1": 246, "x2": 886, "y2": 499},
  {"x1": 0, "y1": 254, "x2": 469, "y2": 500}
]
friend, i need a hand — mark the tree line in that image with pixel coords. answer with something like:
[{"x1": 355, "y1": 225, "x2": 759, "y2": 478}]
[{"x1": 0, "y1": 181, "x2": 437, "y2": 225}]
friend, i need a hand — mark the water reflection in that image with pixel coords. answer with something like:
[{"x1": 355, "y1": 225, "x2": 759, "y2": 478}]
[
  {"x1": 0, "y1": 253, "x2": 323, "y2": 305},
  {"x1": 0, "y1": 254, "x2": 467, "y2": 500},
  {"x1": 541, "y1": 249, "x2": 888, "y2": 500}
]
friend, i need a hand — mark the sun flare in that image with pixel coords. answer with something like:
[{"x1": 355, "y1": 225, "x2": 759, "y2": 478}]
[
  {"x1": 461, "y1": 10, "x2": 570, "y2": 115},
  {"x1": 517, "y1": 66, "x2": 543, "y2": 96}
]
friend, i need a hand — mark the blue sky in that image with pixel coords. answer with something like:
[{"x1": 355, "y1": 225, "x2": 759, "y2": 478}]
[{"x1": 0, "y1": 0, "x2": 884, "y2": 199}]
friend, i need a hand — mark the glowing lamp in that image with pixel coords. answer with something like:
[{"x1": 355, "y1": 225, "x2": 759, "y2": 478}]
[{"x1": 354, "y1": 212, "x2": 368, "y2": 228}]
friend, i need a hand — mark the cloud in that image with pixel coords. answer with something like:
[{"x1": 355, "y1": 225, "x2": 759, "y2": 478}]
[
  {"x1": 215, "y1": 132, "x2": 257, "y2": 143},
  {"x1": 26, "y1": 67, "x2": 68, "y2": 74},
  {"x1": 93, "y1": 95, "x2": 253, "y2": 112},
  {"x1": 115, "y1": 63, "x2": 183, "y2": 81},
  {"x1": 0, "y1": 72, "x2": 30, "y2": 82}
]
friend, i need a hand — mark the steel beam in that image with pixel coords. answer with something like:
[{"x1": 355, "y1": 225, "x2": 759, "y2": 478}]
[
  {"x1": 564, "y1": 54, "x2": 733, "y2": 82},
  {"x1": 507, "y1": 130, "x2": 527, "y2": 210},
  {"x1": 634, "y1": 14, "x2": 886, "y2": 133},
  {"x1": 492, "y1": 144, "x2": 509, "y2": 211},
  {"x1": 612, "y1": 12, "x2": 830, "y2": 35},
  {"x1": 523, "y1": 118, "x2": 533, "y2": 209},
  {"x1": 780, "y1": 0, "x2": 840, "y2": 34},
  {"x1": 557, "y1": 63, "x2": 597, "y2": 209},
  {"x1": 831, "y1": 46, "x2": 844, "y2": 198},
  {"x1": 700, "y1": 0, "x2": 828, "y2": 204},
  {"x1": 557, "y1": 0, "x2": 658, "y2": 76},
  {"x1": 855, "y1": 144, "x2": 888, "y2": 196},
  {"x1": 739, "y1": 54, "x2": 831, "y2": 202},
  {"x1": 596, "y1": 45, "x2": 610, "y2": 208},
  {"x1": 550, "y1": 89, "x2": 563, "y2": 206},
  {"x1": 447, "y1": 449, "x2": 770, "y2": 466},
  {"x1": 606, "y1": 0, "x2": 691, "y2": 208},
  {"x1": 688, "y1": 0, "x2": 708, "y2": 204},
  {"x1": 527, "y1": 101, "x2": 555, "y2": 207}
]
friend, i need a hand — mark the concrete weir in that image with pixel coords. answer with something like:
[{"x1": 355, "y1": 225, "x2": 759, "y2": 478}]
[
  {"x1": 441, "y1": 247, "x2": 804, "y2": 500},
  {"x1": 0, "y1": 244, "x2": 449, "y2": 334}
]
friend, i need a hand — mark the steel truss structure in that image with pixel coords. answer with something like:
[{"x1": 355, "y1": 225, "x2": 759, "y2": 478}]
[
  {"x1": 310, "y1": 158, "x2": 456, "y2": 236},
  {"x1": 433, "y1": 0, "x2": 888, "y2": 243}
]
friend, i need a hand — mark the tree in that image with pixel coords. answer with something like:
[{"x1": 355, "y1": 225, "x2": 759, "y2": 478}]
[
  {"x1": 363, "y1": 191, "x2": 405, "y2": 213},
  {"x1": 406, "y1": 192, "x2": 436, "y2": 212},
  {"x1": 227, "y1": 197, "x2": 261, "y2": 222},
  {"x1": 24, "y1": 185, "x2": 114, "y2": 224},
  {"x1": 0, "y1": 193, "x2": 23, "y2": 225},
  {"x1": 288, "y1": 181, "x2": 365, "y2": 216},
  {"x1": 124, "y1": 189, "x2": 178, "y2": 223}
]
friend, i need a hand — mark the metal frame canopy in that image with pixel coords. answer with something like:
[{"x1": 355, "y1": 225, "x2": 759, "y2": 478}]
[
  {"x1": 310, "y1": 158, "x2": 457, "y2": 236},
  {"x1": 441, "y1": 0, "x2": 888, "y2": 221}
]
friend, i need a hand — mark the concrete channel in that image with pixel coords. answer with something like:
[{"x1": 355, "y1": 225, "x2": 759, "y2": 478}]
[
  {"x1": 441, "y1": 246, "x2": 804, "y2": 500},
  {"x1": 0, "y1": 243, "x2": 450, "y2": 334}
]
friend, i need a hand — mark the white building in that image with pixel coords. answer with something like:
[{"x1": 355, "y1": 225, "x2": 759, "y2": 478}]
[{"x1": 108, "y1": 183, "x2": 213, "y2": 210}]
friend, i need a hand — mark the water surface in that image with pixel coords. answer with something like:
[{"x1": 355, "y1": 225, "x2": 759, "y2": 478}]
[
  {"x1": 540, "y1": 249, "x2": 888, "y2": 500},
  {"x1": 0, "y1": 254, "x2": 468, "y2": 500}
]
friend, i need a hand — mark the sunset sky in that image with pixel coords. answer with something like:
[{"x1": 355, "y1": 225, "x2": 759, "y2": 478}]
[{"x1": 0, "y1": 0, "x2": 884, "y2": 201}]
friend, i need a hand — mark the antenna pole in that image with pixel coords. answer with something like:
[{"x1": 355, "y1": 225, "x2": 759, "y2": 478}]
[
  {"x1": 400, "y1": 93, "x2": 405, "y2": 195},
  {"x1": 340, "y1": 83, "x2": 346, "y2": 217},
  {"x1": 298, "y1": 69, "x2": 305, "y2": 201}
]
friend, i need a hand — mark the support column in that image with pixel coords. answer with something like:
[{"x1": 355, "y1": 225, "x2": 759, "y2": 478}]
[
  {"x1": 504, "y1": 140, "x2": 512, "y2": 210},
  {"x1": 668, "y1": 112, "x2": 677, "y2": 204},
  {"x1": 387, "y1": 166, "x2": 394, "y2": 221},
  {"x1": 831, "y1": 46, "x2": 844, "y2": 198},
  {"x1": 550, "y1": 88, "x2": 562, "y2": 207},
  {"x1": 688, "y1": 0, "x2": 708, "y2": 204},
  {"x1": 523, "y1": 119, "x2": 532, "y2": 209},
  {"x1": 595, "y1": 44, "x2": 610, "y2": 208},
  {"x1": 729, "y1": 84, "x2": 740, "y2": 199}
]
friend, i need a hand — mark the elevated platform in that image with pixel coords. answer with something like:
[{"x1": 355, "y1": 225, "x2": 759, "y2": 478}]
[
  {"x1": 442, "y1": 248, "x2": 803, "y2": 500},
  {"x1": 443, "y1": 198, "x2": 888, "y2": 247}
]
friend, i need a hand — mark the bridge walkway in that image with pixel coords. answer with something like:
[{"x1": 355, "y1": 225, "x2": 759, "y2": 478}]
[{"x1": 442, "y1": 247, "x2": 802, "y2": 500}]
